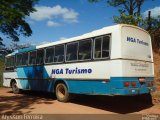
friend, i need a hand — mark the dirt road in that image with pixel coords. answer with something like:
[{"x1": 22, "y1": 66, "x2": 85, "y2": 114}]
[{"x1": 0, "y1": 87, "x2": 160, "y2": 114}]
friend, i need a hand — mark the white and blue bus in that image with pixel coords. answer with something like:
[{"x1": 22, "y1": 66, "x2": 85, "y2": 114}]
[{"x1": 3, "y1": 24, "x2": 155, "y2": 102}]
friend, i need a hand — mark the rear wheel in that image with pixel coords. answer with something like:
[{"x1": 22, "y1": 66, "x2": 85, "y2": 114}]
[
  {"x1": 55, "y1": 83, "x2": 70, "y2": 102},
  {"x1": 11, "y1": 81, "x2": 20, "y2": 94}
]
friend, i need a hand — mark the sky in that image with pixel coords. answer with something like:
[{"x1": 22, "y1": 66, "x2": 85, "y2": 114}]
[{"x1": 3, "y1": 0, "x2": 160, "y2": 46}]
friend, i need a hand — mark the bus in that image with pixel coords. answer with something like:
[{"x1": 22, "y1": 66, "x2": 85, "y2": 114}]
[{"x1": 3, "y1": 24, "x2": 155, "y2": 102}]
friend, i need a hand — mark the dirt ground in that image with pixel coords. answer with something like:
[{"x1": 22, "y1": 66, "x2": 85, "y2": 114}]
[{"x1": 0, "y1": 87, "x2": 160, "y2": 114}]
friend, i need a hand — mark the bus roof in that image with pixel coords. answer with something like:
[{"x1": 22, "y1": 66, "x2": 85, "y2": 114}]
[
  {"x1": 6, "y1": 46, "x2": 36, "y2": 57},
  {"x1": 6, "y1": 24, "x2": 149, "y2": 57},
  {"x1": 37, "y1": 24, "x2": 149, "y2": 49}
]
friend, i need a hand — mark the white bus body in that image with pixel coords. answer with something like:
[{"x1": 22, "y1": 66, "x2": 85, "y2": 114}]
[{"x1": 3, "y1": 24, "x2": 155, "y2": 102}]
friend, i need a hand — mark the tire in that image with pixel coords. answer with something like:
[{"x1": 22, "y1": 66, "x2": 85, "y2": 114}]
[
  {"x1": 55, "y1": 83, "x2": 70, "y2": 102},
  {"x1": 11, "y1": 81, "x2": 20, "y2": 94}
]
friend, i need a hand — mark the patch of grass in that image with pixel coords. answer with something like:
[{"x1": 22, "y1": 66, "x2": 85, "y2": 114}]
[
  {"x1": 152, "y1": 91, "x2": 160, "y2": 104},
  {"x1": 0, "y1": 59, "x2": 5, "y2": 87}
]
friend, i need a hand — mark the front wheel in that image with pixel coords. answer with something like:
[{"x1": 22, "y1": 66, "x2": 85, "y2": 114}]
[
  {"x1": 55, "y1": 83, "x2": 71, "y2": 102},
  {"x1": 11, "y1": 81, "x2": 20, "y2": 94}
]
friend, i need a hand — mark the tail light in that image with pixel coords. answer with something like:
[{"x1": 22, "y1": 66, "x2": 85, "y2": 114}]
[
  {"x1": 131, "y1": 81, "x2": 136, "y2": 87},
  {"x1": 151, "y1": 81, "x2": 154, "y2": 86},
  {"x1": 124, "y1": 82, "x2": 130, "y2": 87}
]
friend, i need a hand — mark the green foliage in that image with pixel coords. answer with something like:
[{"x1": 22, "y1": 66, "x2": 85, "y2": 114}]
[
  {"x1": 107, "y1": 0, "x2": 144, "y2": 15},
  {"x1": 0, "y1": 59, "x2": 5, "y2": 87},
  {"x1": 89, "y1": 0, "x2": 145, "y2": 15},
  {"x1": 0, "y1": 0, "x2": 38, "y2": 43},
  {"x1": 113, "y1": 14, "x2": 143, "y2": 25},
  {"x1": 89, "y1": 0, "x2": 145, "y2": 25},
  {"x1": 142, "y1": 16, "x2": 160, "y2": 50},
  {"x1": 9, "y1": 42, "x2": 32, "y2": 51},
  {"x1": 89, "y1": 0, "x2": 160, "y2": 50},
  {"x1": 107, "y1": 0, "x2": 145, "y2": 25},
  {"x1": 141, "y1": 16, "x2": 160, "y2": 31}
]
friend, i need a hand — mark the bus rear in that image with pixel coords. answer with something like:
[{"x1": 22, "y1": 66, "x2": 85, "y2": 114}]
[{"x1": 111, "y1": 25, "x2": 155, "y2": 95}]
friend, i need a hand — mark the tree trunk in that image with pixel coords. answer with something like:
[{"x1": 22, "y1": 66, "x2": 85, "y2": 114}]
[{"x1": 129, "y1": 0, "x2": 134, "y2": 15}]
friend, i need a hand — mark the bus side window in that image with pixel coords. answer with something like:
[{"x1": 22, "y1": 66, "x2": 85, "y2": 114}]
[
  {"x1": 16, "y1": 54, "x2": 23, "y2": 66},
  {"x1": 66, "y1": 42, "x2": 78, "y2": 61},
  {"x1": 45, "y1": 47, "x2": 54, "y2": 63},
  {"x1": 6, "y1": 56, "x2": 14, "y2": 69},
  {"x1": 94, "y1": 37, "x2": 102, "y2": 58},
  {"x1": 29, "y1": 51, "x2": 36, "y2": 65},
  {"x1": 16, "y1": 53, "x2": 28, "y2": 66},
  {"x1": 54, "y1": 45, "x2": 64, "y2": 63},
  {"x1": 78, "y1": 39, "x2": 92, "y2": 60},
  {"x1": 102, "y1": 36, "x2": 110, "y2": 58},
  {"x1": 37, "y1": 49, "x2": 44, "y2": 65},
  {"x1": 5, "y1": 58, "x2": 9, "y2": 67},
  {"x1": 94, "y1": 35, "x2": 110, "y2": 59},
  {"x1": 22, "y1": 53, "x2": 28, "y2": 65}
]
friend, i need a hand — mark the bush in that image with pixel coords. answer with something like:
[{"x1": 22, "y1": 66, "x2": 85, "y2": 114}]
[{"x1": 0, "y1": 59, "x2": 5, "y2": 87}]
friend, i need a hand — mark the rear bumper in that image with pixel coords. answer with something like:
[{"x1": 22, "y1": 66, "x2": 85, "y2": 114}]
[{"x1": 111, "y1": 86, "x2": 156, "y2": 95}]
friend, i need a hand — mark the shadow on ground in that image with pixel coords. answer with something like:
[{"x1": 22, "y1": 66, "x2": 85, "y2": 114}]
[
  {"x1": 71, "y1": 94, "x2": 153, "y2": 114},
  {"x1": 0, "y1": 90, "x2": 56, "y2": 114},
  {"x1": 0, "y1": 89, "x2": 153, "y2": 114}
]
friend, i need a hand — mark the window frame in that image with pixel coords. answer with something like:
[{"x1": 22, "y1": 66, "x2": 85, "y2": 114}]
[
  {"x1": 44, "y1": 46, "x2": 55, "y2": 64},
  {"x1": 16, "y1": 52, "x2": 29, "y2": 67},
  {"x1": 29, "y1": 50, "x2": 37, "y2": 65},
  {"x1": 93, "y1": 35, "x2": 111, "y2": 60},
  {"x1": 5, "y1": 56, "x2": 15, "y2": 68},
  {"x1": 54, "y1": 44, "x2": 65, "y2": 63},
  {"x1": 27, "y1": 34, "x2": 111, "y2": 66},
  {"x1": 78, "y1": 38, "x2": 93, "y2": 61},
  {"x1": 66, "y1": 41, "x2": 79, "y2": 62},
  {"x1": 36, "y1": 49, "x2": 44, "y2": 65}
]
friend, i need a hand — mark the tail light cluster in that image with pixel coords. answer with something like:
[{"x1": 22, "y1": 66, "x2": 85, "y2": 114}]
[
  {"x1": 147, "y1": 81, "x2": 154, "y2": 87},
  {"x1": 124, "y1": 81, "x2": 137, "y2": 87},
  {"x1": 124, "y1": 81, "x2": 154, "y2": 87}
]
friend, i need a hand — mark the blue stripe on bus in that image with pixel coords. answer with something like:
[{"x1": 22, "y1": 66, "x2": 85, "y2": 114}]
[
  {"x1": 109, "y1": 77, "x2": 155, "y2": 95},
  {"x1": 18, "y1": 46, "x2": 36, "y2": 53},
  {"x1": 110, "y1": 77, "x2": 154, "y2": 89},
  {"x1": 16, "y1": 78, "x2": 155, "y2": 95},
  {"x1": 16, "y1": 66, "x2": 155, "y2": 95},
  {"x1": 16, "y1": 66, "x2": 52, "y2": 91}
]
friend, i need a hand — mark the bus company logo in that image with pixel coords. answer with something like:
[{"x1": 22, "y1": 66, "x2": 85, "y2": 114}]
[
  {"x1": 127, "y1": 37, "x2": 149, "y2": 46},
  {"x1": 51, "y1": 67, "x2": 92, "y2": 75}
]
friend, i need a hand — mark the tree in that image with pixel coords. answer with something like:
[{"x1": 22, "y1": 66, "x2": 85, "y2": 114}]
[
  {"x1": 89, "y1": 0, "x2": 160, "y2": 50},
  {"x1": 0, "y1": 0, "x2": 38, "y2": 43},
  {"x1": 141, "y1": 16, "x2": 160, "y2": 50},
  {"x1": 9, "y1": 42, "x2": 32, "y2": 52},
  {"x1": 0, "y1": 42, "x2": 32, "y2": 59},
  {"x1": 89, "y1": 0, "x2": 145, "y2": 25},
  {"x1": 107, "y1": 0, "x2": 144, "y2": 16}
]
